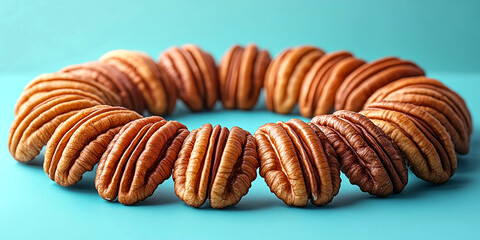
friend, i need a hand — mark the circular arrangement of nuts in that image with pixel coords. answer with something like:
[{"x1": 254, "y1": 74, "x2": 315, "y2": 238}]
[{"x1": 8, "y1": 44, "x2": 472, "y2": 208}]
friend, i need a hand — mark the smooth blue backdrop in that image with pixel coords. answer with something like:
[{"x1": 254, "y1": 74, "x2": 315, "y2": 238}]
[{"x1": 1, "y1": 1, "x2": 479, "y2": 240}]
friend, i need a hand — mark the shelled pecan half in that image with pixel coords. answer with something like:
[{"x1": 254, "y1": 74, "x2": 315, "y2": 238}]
[
  {"x1": 61, "y1": 61, "x2": 145, "y2": 113},
  {"x1": 219, "y1": 44, "x2": 271, "y2": 110},
  {"x1": 361, "y1": 101, "x2": 457, "y2": 184},
  {"x1": 100, "y1": 49, "x2": 177, "y2": 115},
  {"x1": 299, "y1": 51, "x2": 365, "y2": 117},
  {"x1": 14, "y1": 72, "x2": 121, "y2": 116},
  {"x1": 255, "y1": 119, "x2": 340, "y2": 206},
  {"x1": 365, "y1": 76, "x2": 472, "y2": 154},
  {"x1": 173, "y1": 124, "x2": 258, "y2": 208},
  {"x1": 96, "y1": 116, "x2": 188, "y2": 205},
  {"x1": 335, "y1": 57, "x2": 425, "y2": 112},
  {"x1": 158, "y1": 44, "x2": 218, "y2": 111},
  {"x1": 9, "y1": 90, "x2": 102, "y2": 162},
  {"x1": 265, "y1": 46, "x2": 325, "y2": 114},
  {"x1": 312, "y1": 111, "x2": 408, "y2": 197},
  {"x1": 44, "y1": 105, "x2": 142, "y2": 187}
]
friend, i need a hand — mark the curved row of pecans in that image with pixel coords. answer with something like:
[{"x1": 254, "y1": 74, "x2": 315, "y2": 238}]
[{"x1": 8, "y1": 44, "x2": 472, "y2": 208}]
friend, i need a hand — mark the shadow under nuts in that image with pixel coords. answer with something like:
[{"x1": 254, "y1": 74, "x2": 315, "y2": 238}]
[
  {"x1": 255, "y1": 119, "x2": 341, "y2": 207},
  {"x1": 173, "y1": 124, "x2": 258, "y2": 208}
]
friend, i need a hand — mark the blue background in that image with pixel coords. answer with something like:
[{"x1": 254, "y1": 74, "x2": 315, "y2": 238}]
[{"x1": 1, "y1": 0, "x2": 479, "y2": 239}]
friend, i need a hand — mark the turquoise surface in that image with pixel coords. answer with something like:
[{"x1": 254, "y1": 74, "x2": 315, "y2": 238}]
[{"x1": 1, "y1": 1, "x2": 479, "y2": 239}]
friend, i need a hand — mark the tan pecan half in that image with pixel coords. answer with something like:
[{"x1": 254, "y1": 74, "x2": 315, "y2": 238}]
[
  {"x1": 361, "y1": 101, "x2": 456, "y2": 184},
  {"x1": 173, "y1": 124, "x2": 258, "y2": 208},
  {"x1": 299, "y1": 51, "x2": 365, "y2": 117},
  {"x1": 15, "y1": 72, "x2": 121, "y2": 116},
  {"x1": 219, "y1": 44, "x2": 271, "y2": 110},
  {"x1": 9, "y1": 90, "x2": 103, "y2": 162},
  {"x1": 312, "y1": 110, "x2": 408, "y2": 197},
  {"x1": 365, "y1": 76, "x2": 472, "y2": 154},
  {"x1": 100, "y1": 49, "x2": 177, "y2": 115},
  {"x1": 335, "y1": 57, "x2": 425, "y2": 112},
  {"x1": 255, "y1": 119, "x2": 340, "y2": 206},
  {"x1": 95, "y1": 116, "x2": 188, "y2": 205},
  {"x1": 61, "y1": 61, "x2": 145, "y2": 113},
  {"x1": 44, "y1": 105, "x2": 142, "y2": 187},
  {"x1": 264, "y1": 46, "x2": 325, "y2": 114},
  {"x1": 158, "y1": 44, "x2": 218, "y2": 111}
]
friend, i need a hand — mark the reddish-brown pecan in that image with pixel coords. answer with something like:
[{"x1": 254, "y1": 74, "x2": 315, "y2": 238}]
[
  {"x1": 312, "y1": 110, "x2": 408, "y2": 197},
  {"x1": 365, "y1": 76, "x2": 472, "y2": 154},
  {"x1": 264, "y1": 46, "x2": 325, "y2": 114},
  {"x1": 44, "y1": 105, "x2": 142, "y2": 187},
  {"x1": 14, "y1": 72, "x2": 121, "y2": 116},
  {"x1": 335, "y1": 57, "x2": 425, "y2": 112},
  {"x1": 219, "y1": 44, "x2": 271, "y2": 110},
  {"x1": 255, "y1": 119, "x2": 340, "y2": 206},
  {"x1": 173, "y1": 124, "x2": 258, "y2": 208},
  {"x1": 100, "y1": 49, "x2": 177, "y2": 115},
  {"x1": 299, "y1": 51, "x2": 365, "y2": 117},
  {"x1": 158, "y1": 45, "x2": 218, "y2": 111},
  {"x1": 95, "y1": 116, "x2": 189, "y2": 205},
  {"x1": 9, "y1": 91, "x2": 102, "y2": 162},
  {"x1": 361, "y1": 101, "x2": 457, "y2": 184},
  {"x1": 61, "y1": 61, "x2": 145, "y2": 113}
]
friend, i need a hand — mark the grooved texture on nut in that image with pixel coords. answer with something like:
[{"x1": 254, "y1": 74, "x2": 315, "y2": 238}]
[
  {"x1": 158, "y1": 45, "x2": 218, "y2": 111},
  {"x1": 100, "y1": 49, "x2": 177, "y2": 115},
  {"x1": 95, "y1": 116, "x2": 189, "y2": 205},
  {"x1": 265, "y1": 46, "x2": 325, "y2": 114},
  {"x1": 61, "y1": 61, "x2": 145, "y2": 114},
  {"x1": 361, "y1": 101, "x2": 456, "y2": 184},
  {"x1": 255, "y1": 119, "x2": 340, "y2": 206},
  {"x1": 312, "y1": 110, "x2": 408, "y2": 197},
  {"x1": 44, "y1": 105, "x2": 142, "y2": 187},
  {"x1": 219, "y1": 44, "x2": 271, "y2": 110},
  {"x1": 173, "y1": 124, "x2": 258, "y2": 208}
]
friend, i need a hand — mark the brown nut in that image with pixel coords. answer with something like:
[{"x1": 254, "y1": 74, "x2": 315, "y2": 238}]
[
  {"x1": 15, "y1": 72, "x2": 121, "y2": 116},
  {"x1": 61, "y1": 61, "x2": 145, "y2": 113},
  {"x1": 265, "y1": 46, "x2": 325, "y2": 114},
  {"x1": 100, "y1": 49, "x2": 177, "y2": 115},
  {"x1": 95, "y1": 116, "x2": 189, "y2": 205},
  {"x1": 173, "y1": 124, "x2": 258, "y2": 208},
  {"x1": 365, "y1": 76, "x2": 472, "y2": 154},
  {"x1": 219, "y1": 44, "x2": 271, "y2": 110},
  {"x1": 312, "y1": 110, "x2": 408, "y2": 197},
  {"x1": 299, "y1": 51, "x2": 365, "y2": 117},
  {"x1": 9, "y1": 90, "x2": 103, "y2": 162},
  {"x1": 158, "y1": 44, "x2": 218, "y2": 111},
  {"x1": 335, "y1": 57, "x2": 425, "y2": 111},
  {"x1": 361, "y1": 101, "x2": 456, "y2": 184},
  {"x1": 254, "y1": 119, "x2": 340, "y2": 206},
  {"x1": 44, "y1": 105, "x2": 142, "y2": 187}
]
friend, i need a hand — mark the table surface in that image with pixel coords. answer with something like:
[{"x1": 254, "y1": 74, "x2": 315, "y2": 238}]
[{"x1": 0, "y1": 72, "x2": 478, "y2": 240}]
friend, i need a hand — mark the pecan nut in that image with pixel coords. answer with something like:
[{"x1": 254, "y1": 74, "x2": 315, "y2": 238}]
[
  {"x1": 9, "y1": 90, "x2": 103, "y2": 162},
  {"x1": 61, "y1": 61, "x2": 145, "y2": 113},
  {"x1": 365, "y1": 76, "x2": 472, "y2": 154},
  {"x1": 44, "y1": 105, "x2": 142, "y2": 187},
  {"x1": 173, "y1": 124, "x2": 258, "y2": 208},
  {"x1": 265, "y1": 46, "x2": 325, "y2": 114},
  {"x1": 299, "y1": 51, "x2": 365, "y2": 117},
  {"x1": 100, "y1": 50, "x2": 177, "y2": 115},
  {"x1": 361, "y1": 101, "x2": 457, "y2": 184},
  {"x1": 14, "y1": 72, "x2": 121, "y2": 116},
  {"x1": 312, "y1": 110, "x2": 408, "y2": 197},
  {"x1": 157, "y1": 45, "x2": 218, "y2": 111},
  {"x1": 335, "y1": 57, "x2": 425, "y2": 111},
  {"x1": 255, "y1": 119, "x2": 340, "y2": 206},
  {"x1": 95, "y1": 116, "x2": 189, "y2": 205},
  {"x1": 219, "y1": 44, "x2": 271, "y2": 110}
]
